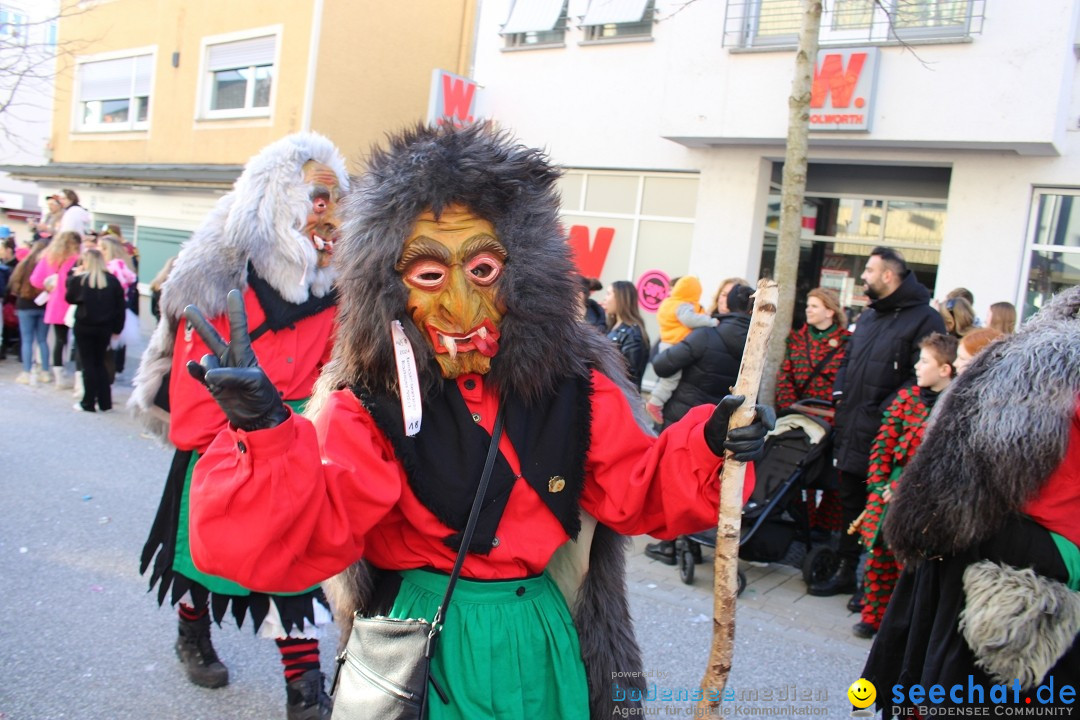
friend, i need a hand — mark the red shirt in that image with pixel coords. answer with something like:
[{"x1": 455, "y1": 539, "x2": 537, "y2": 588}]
[
  {"x1": 189, "y1": 370, "x2": 755, "y2": 592},
  {"x1": 167, "y1": 286, "x2": 336, "y2": 453},
  {"x1": 1023, "y1": 400, "x2": 1080, "y2": 547}
]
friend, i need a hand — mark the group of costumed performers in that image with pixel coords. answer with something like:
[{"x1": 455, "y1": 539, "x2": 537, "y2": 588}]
[
  {"x1": 166, "y1": 123, "x2": 775, "y2": 720},
  {"x1": 863, "y1": 285, "x2": 1080, "y2": 712},
  {"x1": 130, "y1": 133, "x2": 347, "y2": 719}
]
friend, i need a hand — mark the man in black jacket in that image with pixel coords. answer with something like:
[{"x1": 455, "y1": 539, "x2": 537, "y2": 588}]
[{"x1": 809, "y1": 247, "x2": 946, "y2": 599}]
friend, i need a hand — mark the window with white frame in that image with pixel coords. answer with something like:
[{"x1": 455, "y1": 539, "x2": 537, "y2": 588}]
[
  {"x1": 581, "y1": 0, "x2": 655, "y2": 41},
  {"x1": 0, "y1": 9, "x2": 27, "y2": 44},
  {"x1": 76, "y1": 52, "x2": 153, "y2": 132},
  {"x1": 501, "y1": 0, "x2": 569, "y2": 48},
  {"x1": 201, "y1": 32, "x2": 277, "y2": 117},
  {"x1": 1022, "y1": 189, "x2": 1080, "y2": 319},
  {"x1": 725, "y1": 0, "x2": 984, "y2": 49}
]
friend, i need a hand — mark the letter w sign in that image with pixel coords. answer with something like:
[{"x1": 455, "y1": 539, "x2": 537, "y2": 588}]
[
  {"x1": 808, "y1": 47, "x2": 880, "y2": 132},
  {"x1": 427, "y1": 69, "x2": 485, "y2": 128}
]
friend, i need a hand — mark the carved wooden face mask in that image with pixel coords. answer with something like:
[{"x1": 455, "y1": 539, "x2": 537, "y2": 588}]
[
  {"x1": 301, "y1": 160, "x2": 342, "y2": 268},
  {"x1": 397, "y1": 204, "x2": 507, "y2": 379}
]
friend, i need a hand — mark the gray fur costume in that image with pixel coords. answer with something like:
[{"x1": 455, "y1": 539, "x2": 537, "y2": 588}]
[
  {"x1": 863, "y1": 286, "x2": 1080, "y2": 702},
  {"x1": 308, "y1": 123, "x2": 650, "y2": 718},
  {"x1": 129, "y1": 132, "x2": 349, "y2": 439}
]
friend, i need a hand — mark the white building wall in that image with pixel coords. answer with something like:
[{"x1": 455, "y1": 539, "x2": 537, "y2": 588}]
[
  {"x1": 0, "y1": 0, "x2": 59, "y2": 220},
  {"x1": 473, "y1": 0, "x2": 1080, "y2": 309}
]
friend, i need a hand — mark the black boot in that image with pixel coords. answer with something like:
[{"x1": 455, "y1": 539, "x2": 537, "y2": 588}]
[
  {"x1": 286, "y1": 669, "x2": 332, "y2": 720},
  {"x1": 808, "y1": 557, "x2": 857, "y2": 596},
  {"x1": 644, "y1": 540, "x2": 676, "y2": 565},
  {"x1": 175, "y1": 615, "x2": 229, "y2": 688},
  {"x1": 846, "y1": 588, "x2": 865, "y2": 613}
]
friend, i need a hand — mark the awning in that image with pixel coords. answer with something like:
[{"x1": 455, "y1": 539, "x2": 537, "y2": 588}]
[
  {"x1": 581, "y1": 0, "x2": 649, "y2": 26},
  {"x1": 501, "y1": 0, "x2": 565, "y2": 34},
  {"x1": 0, "y1": 163, "x2": 243, "y2": 191}
]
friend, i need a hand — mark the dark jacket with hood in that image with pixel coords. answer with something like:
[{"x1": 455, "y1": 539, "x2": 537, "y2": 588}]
[
  {"x1": 832, "y1": 271, "x2": 945, "y2": 476},
  {"x1": 653, "y1": 312, "x2": 750, "y2": 427}
]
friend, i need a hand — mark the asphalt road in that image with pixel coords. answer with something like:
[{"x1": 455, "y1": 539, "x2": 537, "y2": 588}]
[{"x1": 0, "y1": 353, "x2": 866, "y2": 719}]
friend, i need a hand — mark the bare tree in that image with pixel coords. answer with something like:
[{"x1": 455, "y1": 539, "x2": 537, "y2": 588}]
[
  {"x1": 0, "y1": 2, "x2": 91, "y2": 154},
  {"x1": 759, "y1": 0, "x2": 823, "y2": 407}
]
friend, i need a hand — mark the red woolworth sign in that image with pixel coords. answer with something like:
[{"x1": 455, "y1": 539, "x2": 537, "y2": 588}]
[{"x1": 810, "y1": 48, "x2": 879, "y2": 132}]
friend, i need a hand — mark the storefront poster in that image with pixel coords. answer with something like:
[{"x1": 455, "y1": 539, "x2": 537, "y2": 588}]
[{"x1": 637, "y1": 270, "x2": 671, "y2": 313}]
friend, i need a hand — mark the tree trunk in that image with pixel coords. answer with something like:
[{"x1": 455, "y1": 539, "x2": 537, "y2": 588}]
[
  {"x1": 698, "y1": 279, "x2": 778, "y2": 712},
  {"x1": 758, "y1": 0, "x2": 823, "y2": 408}
]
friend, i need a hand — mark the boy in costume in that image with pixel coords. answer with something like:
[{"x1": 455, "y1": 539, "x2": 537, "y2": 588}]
[
  {"x1": 182, "y1": 124, "x2": 772, "y2": 719},
  {"x1": 863, "y1": 287, "x2": 1080, "y2": 712},
  {"x1": 130, "y1": 132, "x2": 347, "y2": 720},
  {"x1": 854, "y1": 332, "x2": 956, "y2": 639}
]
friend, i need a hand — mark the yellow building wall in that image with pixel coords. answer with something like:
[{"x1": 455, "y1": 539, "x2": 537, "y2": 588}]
[
  {"x1": 310, "y1": 0, "x2": 477, "y2": 160},
  {"x1": 52, "y1": 0, "x2": 475, "y2": 170}
]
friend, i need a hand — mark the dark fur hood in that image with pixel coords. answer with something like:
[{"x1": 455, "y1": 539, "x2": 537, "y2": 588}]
[
  {"x1": 885, "y1": 286, "x2": 1080, "y2": 565},
  {"x1": 309, "y1": 123, "x2": 631, "y2": 413}
]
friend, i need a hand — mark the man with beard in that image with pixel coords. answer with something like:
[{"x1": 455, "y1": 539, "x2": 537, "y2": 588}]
[
  {"x1": 809, "y1": 246, "x2": 944, "y2": 605},
  {"x1": 131, "y1": 133, "x2": 347, "y2": 720},
  {"x1": 179, "y1": 124, "x2": 773, "y2": 720}
]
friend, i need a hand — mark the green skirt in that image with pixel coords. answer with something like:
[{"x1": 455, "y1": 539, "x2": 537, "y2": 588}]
[{"x1": 389, "y1": 569, "x2": 589, "y2": 720}]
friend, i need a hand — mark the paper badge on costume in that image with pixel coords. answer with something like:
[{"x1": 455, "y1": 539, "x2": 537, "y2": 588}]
[{"x1": 391, "y1": 320, "x2": 422, "y2": 436}]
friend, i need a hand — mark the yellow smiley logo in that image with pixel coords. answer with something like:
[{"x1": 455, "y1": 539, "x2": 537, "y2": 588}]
[{"x1": 848, "y1": 678, "x2": 876, "y2": 709}]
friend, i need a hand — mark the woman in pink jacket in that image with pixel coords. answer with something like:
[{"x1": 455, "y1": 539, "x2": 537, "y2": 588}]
[{"x1": 30, "y1": 231, "x2": 81, "y2": 387}]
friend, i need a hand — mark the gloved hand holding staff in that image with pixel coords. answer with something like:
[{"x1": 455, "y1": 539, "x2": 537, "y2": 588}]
[{"x1": 699, "y1": 279, "x2": 779, "y2": 709}]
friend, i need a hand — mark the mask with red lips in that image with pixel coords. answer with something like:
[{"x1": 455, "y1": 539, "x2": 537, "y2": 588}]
[
  {"x1": 397, "y1": 205, "x2": 506, "y2": 378},
  {"x1": 301, "y1": 160, "x2": 342, "y2": 269}
]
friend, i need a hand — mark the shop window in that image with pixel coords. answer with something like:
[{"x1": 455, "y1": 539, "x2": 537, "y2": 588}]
[
  {"x1": 581, "y1": 0, "x2": 654, "y2": 42},
  {"x1": 200, "y1": 30, "x2": 277, "y2": 118},
  {"x1": 501, "y1": 0, "x2": 569, "y2": 49},
  {"x1": 76, "y1": 51, "x2": 153, "y2": 132},
  {"x1": 1023, "y1": 191, "x2": 1080, "y2": 319},
  {"x1": 725, "y1": 0, "x2": 985, "y2": 49},
  {"x1": 760, "y1": 193, "x2": 943, "y2": 314}
]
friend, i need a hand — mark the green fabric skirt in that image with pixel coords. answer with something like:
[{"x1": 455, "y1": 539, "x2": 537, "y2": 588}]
[{"x1": 388, "y1": 569, "x2": 589, "y2": 720}]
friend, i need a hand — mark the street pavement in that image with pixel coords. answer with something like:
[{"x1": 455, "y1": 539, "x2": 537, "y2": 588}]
[{"x1": 0, "y1": 337, "x2": 869, "y2": 719}]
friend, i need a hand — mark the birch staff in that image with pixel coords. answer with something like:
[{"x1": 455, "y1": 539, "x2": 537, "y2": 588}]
[{"x1": 698, "y1": 278, "x2": 779, "y2": 711}]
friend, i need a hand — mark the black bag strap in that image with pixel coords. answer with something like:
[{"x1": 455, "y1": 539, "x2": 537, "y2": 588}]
[
  {"x1": 794, "y1": 337, "x2": 842, "y2": 399},
  {"x1": 427, "y1": 405, "x2": 505, "y2": 646}
]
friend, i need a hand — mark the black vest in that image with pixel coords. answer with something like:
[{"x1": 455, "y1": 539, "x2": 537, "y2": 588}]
[{"x1": 353, "y1": 375, "x2": 593, "y2": 554}]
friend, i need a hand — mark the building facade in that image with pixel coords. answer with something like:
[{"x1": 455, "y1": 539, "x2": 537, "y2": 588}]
[
  {"x1": 472, "y1": 0, "x2": 1080, "y2": 332},
  {"x1": 0, "y1": 0, "x2": 59, "y2": 230},
  {"x1": 5, "y1": 0, "x2": 477, "y2": 316}
]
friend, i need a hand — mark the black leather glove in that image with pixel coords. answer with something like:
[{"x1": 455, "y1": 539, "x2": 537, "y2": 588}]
[
  {"x1": 184, "y1": 289, "x2": 289, "y2": 432},
  {"x1": 704, "y1": 394, "x2": 776, "y2": 462}
]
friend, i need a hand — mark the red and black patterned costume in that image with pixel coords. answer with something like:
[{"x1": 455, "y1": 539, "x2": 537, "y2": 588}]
[
  {"x1": 775, "y1": 323, "x2": 849, "y2": 531},
  {"x1": 858, "y1": 385, "x2": 938, "y2": 629}
]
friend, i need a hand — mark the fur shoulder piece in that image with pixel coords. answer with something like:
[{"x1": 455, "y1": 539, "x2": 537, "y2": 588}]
[
  {"x1": 309, "y1": 123, "x2": 607, "y2": 409},
  {"x1": 885, "y1": 286, "x2": 1080, "y2": 564},
  {"x1": 128, "y1": 132, "x2": 349, "y2": 440}
]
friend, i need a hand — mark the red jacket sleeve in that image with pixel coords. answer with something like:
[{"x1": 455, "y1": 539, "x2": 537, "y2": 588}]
[
  {"x1": 188, "y1": 391, "x2": 403, "y2": 592},
  {"x1": 579, "y1": 371, "x2": 755, "y2": 540}
]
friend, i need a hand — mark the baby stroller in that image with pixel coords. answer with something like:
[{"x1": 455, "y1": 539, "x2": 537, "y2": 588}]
[{"x1": 674, "y1": 399, "x2": 838, "y2": 593}]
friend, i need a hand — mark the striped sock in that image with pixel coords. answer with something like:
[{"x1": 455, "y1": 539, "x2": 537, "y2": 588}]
[
  {"x1": 178, "y1": 603, "x2": 207, "y2": 622},
  {"x1": 276, "y1": 637, "x2": 320, "y2": 682}
]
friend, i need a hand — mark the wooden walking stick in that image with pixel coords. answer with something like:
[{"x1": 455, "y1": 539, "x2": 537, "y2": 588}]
[{"x1": 697, "y1": 279, "x2": 779, "y2": 713}]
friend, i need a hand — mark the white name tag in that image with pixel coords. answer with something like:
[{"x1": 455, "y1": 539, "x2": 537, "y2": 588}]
[{"x1": 391, "y1": 320, "x2": 422, "y2": 436}]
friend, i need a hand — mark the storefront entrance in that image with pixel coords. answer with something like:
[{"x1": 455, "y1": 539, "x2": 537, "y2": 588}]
[{"x1": 759, "y1": 163, "x2": 950, "y2": 328}]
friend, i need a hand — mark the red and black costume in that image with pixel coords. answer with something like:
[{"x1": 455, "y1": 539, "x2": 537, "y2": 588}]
[
  {"x1": 858, "y1": 384, "x2": 937, "y2": 630},
  {"x1": 776, "y1": 322, "x2": 849, "y2": 531}
]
